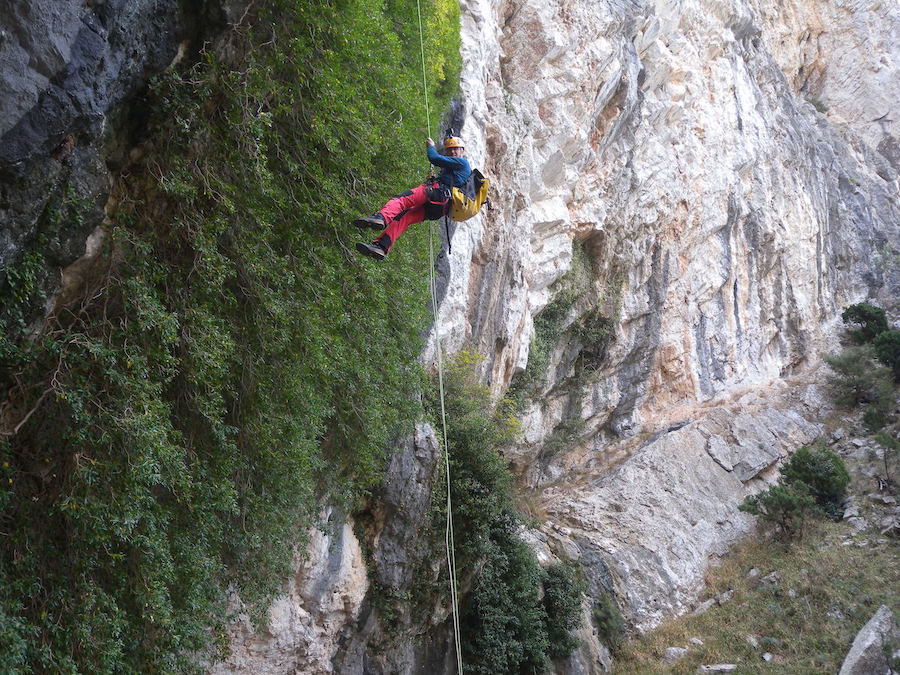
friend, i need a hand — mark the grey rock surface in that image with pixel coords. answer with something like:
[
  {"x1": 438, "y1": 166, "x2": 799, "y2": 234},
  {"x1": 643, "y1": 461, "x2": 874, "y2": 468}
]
[
  {"x1": 663, "y1": 646, "x2": 689, "y2": 664},
  {"x1": 838, "y1": 605, "x2": 899, "y2": 675},
  {"x1": 0, "y1": 0, "x2": 239, "y2": 322}
]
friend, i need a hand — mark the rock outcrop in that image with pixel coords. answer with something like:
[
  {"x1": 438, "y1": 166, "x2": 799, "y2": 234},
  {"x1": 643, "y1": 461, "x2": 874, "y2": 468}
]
[
  {"x1": 212, "y1": 423, "x2": 451, "y2": 674},
  {"x1": 209, "y1": 509, "x2": 369, "y2": 674},
  {"x1": 0, "y1": 0, "x2": 242, "y2": 311},
  {"x1": 838, "y1": 605, "x2": 899, "y2": 675}
]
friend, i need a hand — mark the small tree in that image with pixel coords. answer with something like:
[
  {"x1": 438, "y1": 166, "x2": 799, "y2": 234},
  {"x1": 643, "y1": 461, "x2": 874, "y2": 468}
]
[
  {"x1": 543, "y1": 562, "x2": 586, "y2": 660},
  {"x1": 781, "y1": 445, "x2": 850, "y2": 520},
  {"x1": 740, "y1": 483, "x2": 818, "y2": 539},
  {"x1": 592, "y1": 589, "x2": 626, "y2": 654},
  {"x1": 842, "y1": 303, "x2": 888, "y2": 343},
  {"x1": 873, "y1": 330, "x2": 900, "y2": 381},
  {"x1": 824, "y1": 346, "x2": 894, "y2": 430}
]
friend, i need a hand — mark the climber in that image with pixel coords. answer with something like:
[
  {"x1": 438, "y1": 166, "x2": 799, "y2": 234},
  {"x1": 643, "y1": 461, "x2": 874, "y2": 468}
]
[{"x1": 353, "y1": 136, "x2": 471, "y2": 261}]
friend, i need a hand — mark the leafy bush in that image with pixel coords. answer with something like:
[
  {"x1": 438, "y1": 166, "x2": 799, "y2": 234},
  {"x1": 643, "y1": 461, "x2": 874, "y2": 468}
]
[
  {"x1": 841, "y1": 303, "x2": 888, "y2": 343},
  {"x1": 543, "y1": 562, "x2": 586, "y2": 660},
  {"x1": 824, "y1": 346, "x2": 894, "y2": 430},
  {"x1": 461, "y1": 526, "x2": 551, "y2": 675},
  {"x1": 433, "y1": 353, "x2": 583, "y2": 672},
  {"x1": 781, "y1": 446, "x2": 850, "y2": 520},
  {"x1": 873, "y1": 330, "x2": 900, "y2": 381},
  {"x1": 741, "y1": 445, "x2": 850, "y2": 538},
  {"x1": 873, "y1": 430, "x2": 899, "y2": 489},
  {"x1": 593, "y1": 589, "x2": 626, "y2": 654},
  {"x1": 740, "y1": 483, "x2": 818, "y2": 539},
  {"x1": 0, "y1": 0, "x2": 461, "y2": 670}
]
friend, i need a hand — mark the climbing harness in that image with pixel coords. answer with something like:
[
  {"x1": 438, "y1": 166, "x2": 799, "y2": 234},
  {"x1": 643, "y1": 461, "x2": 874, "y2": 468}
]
[{"x1": 416, "y1": 0, "x2": 463, "y2": 671}]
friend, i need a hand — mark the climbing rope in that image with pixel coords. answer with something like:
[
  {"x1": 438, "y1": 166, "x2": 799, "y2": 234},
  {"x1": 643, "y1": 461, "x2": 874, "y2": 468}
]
[
  {"x1": 416, "y1": 0, "x2": 463, "y2": 671},
  {"x1": 428, "y1": 226, "x2": 463, "y2": 674},
  {"x1": 416, "y1": 0, "x2": 433, "y2": 141}
]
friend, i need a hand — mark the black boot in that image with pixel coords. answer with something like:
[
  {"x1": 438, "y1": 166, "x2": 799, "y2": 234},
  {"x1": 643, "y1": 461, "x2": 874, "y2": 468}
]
[
  {"x1": 352, "y1": 213, "x2": 385, "y2": 229},
  {"x1": 355, "y1": 234, "x2": 391, "y2": 261},
  {"x1": 355, "y1": 241, "x2": 387, "y2": 260}
]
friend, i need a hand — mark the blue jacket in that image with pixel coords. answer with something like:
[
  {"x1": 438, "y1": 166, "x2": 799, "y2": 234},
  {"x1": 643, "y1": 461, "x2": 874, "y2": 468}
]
[{"x1": 427, "y1": 145, "x2": 471, "y2": 188}]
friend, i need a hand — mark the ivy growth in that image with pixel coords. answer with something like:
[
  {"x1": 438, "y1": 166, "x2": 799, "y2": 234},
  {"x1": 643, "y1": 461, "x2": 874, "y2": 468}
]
[
  {"x1": 429, "y1": 352, "x2": 584, "y2": 673},
  {"x1": 0, "y1": 0, "x2": 461, "y2": 670}
]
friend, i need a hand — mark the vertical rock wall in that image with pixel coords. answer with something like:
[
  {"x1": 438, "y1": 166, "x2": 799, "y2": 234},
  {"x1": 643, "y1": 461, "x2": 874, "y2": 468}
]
[
  {"x1": 0, "y1": 0, "x2": 239, "y2": 308},
  {"x1": 428, "y1": 0, "x2": 899, "y2": 669}
]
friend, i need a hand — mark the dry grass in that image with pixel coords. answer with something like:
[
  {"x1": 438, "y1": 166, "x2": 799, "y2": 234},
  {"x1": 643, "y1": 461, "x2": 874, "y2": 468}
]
[{"x1": 614, "y1": 521, "x2": 899, "y2": 673}]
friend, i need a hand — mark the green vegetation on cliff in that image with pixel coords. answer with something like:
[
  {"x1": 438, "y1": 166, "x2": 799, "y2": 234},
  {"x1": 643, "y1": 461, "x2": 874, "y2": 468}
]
[
  {"x1": 0, "y1": 0, "x2": 460, "y2": 670},
  {"x1": 431, "y1": 353, "x2": 585, "y2": 673}
]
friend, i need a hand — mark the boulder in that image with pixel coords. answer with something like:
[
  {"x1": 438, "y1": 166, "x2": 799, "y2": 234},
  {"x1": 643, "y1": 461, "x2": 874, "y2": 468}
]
[{"x1": 838, "y1": 605, "x2": 899, "y2": 675}]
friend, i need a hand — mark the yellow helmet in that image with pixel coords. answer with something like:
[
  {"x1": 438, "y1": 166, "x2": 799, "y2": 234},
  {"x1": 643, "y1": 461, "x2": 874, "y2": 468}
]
[{"x1": 444, "y1": 136, "x2": 465, "y2": 150}]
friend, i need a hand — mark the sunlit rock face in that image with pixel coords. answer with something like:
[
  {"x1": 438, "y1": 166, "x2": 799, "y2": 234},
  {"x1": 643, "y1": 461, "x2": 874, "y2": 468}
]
[
  {"x1": 431, "y1": 0, "x2": 899, "y2": 668},
  {"x1": 210, "y1": 511, "x2": 369, "y2": 675}
]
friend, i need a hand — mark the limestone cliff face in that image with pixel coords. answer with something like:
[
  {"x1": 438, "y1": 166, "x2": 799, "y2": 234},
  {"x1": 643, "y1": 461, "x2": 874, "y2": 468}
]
[
  {"x1": 227, "y1": 1, "x2": 897, "y2": 671},
  {"x1": 437, "y1": 0, "x2": 898, "y2": 666}
]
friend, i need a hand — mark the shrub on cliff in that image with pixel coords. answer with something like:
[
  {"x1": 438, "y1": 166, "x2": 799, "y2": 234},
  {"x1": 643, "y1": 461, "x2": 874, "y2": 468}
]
[
  {"x1": 740, "y1": 483, "x2": 818, "y2": 539},
  {"x1": 873, "y1": 430, "x2": 899, "y2": 490},
  {"x1": 873, "y1": 330, "x2": 900, "y2": 381},
  {"x1": 740, "y1": 445, "x2": 850, "y2": 537},
  {"x1": 433, "y1": 352, "x2": 584, "y2": 672},
  {"x1": 841, "y1": 303, "x2": 889, "y2": 343},
  {"x1": 781, "y1": 445, "x2": 850, "y2": 520},
  {"x1": 824, "y1": 345, "x2": 894, "y2": 431}
]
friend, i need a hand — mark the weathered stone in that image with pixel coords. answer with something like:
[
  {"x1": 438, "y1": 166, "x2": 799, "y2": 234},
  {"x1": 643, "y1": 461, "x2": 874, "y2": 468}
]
[
  {"x1": 372, "y1": 423, "x2": 442, "y2": 591},
  {"x1": 838, "y1": 605, "x2": 900, "y2": 675},
  {"x1": 214, "y1": 425, "x2": 448, "y2": 674},
  {"x1": 663, "y1": 646, "x2": 689, "y2": 664},
  {"x1": 209, "y1": 509, "x2": 369, "y2": 674},
  {"x1": 716, "y1": 590, "x2": 734, "y2": 605},
  {"x1": 847, "y1": 517, "x2": 868, "y2": 533},
  {"x1": 697, "y1": 665, "x2": 737, "y2": 674}
]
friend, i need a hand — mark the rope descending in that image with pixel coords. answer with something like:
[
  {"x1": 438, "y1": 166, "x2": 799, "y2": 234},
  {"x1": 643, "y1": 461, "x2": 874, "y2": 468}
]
[{"x1": 416, "y1": 0, "x2": 463, "y2": 671}]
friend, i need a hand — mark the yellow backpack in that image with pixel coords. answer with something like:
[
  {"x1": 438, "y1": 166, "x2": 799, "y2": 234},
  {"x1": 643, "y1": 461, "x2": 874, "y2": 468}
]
[{"x1": 449, "y1": 169, "x2": 490, "y2": 221}]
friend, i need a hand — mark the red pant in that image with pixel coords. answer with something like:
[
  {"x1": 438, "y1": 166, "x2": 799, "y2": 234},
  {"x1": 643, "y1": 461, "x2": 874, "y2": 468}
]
[{"x1": 378, "y1": 183, "x2": 431, "y2": 250}]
